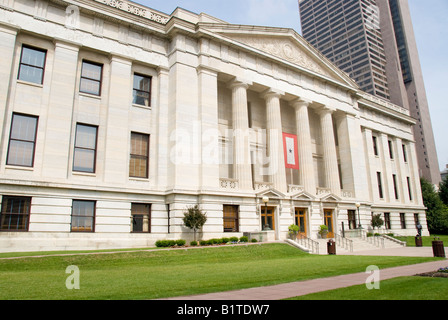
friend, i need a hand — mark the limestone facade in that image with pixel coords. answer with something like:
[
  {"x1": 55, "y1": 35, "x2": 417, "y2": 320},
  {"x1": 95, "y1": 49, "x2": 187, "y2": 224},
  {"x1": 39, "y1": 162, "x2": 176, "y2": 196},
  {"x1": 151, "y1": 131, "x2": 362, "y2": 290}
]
[{"x1": 0, "y1": 0, "x2": 428, "y2": 252}]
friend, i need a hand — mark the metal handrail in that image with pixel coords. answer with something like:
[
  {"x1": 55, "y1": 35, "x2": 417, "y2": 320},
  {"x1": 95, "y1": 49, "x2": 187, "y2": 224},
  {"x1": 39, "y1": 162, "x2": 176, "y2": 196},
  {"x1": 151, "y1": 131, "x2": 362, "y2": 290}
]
[
  {"x1": 296, "y1": 234, "x2": 320, "y2": 255},
  {"x1": 360, "y1": 230, "x2": 385, "y2": 248},
  {"x1": 335, "y1": 233, "x2": 354, "y2": 252}
]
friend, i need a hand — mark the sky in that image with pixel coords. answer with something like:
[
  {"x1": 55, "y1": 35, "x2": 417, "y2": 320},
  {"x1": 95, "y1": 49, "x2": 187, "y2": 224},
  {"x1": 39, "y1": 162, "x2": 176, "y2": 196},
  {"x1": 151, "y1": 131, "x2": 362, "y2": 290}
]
[{"x1": 134, "y1": 0, "x2": 448, "y2": 172}]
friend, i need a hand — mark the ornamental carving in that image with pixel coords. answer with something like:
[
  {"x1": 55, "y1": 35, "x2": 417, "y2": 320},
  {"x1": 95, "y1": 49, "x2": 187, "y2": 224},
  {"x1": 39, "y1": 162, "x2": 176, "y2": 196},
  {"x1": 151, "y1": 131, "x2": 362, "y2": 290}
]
[{"x1": 229, "y1": 35, "x2": 332, "y2": 78}]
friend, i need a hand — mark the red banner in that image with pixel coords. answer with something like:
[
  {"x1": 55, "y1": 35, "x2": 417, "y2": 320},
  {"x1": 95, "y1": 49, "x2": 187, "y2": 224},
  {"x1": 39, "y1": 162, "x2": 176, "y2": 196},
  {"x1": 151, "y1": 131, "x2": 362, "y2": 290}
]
[{"x1": 283, "y1": 133, "x2": 299, "y2": 170}]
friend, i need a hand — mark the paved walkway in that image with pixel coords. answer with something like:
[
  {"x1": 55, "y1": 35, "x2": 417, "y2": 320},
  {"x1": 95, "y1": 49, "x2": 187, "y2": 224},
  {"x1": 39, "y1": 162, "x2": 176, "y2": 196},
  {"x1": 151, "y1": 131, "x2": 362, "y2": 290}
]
[{"x1": 162, "y1": 246, "x2": 448, "y2": 300}]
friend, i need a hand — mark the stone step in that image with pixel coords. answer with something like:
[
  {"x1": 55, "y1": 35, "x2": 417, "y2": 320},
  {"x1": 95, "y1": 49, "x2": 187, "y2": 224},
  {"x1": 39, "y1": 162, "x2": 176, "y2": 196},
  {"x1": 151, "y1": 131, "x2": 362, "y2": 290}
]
[{"x1": 313, "y1": 236, "x2": 405, "y2": 255}]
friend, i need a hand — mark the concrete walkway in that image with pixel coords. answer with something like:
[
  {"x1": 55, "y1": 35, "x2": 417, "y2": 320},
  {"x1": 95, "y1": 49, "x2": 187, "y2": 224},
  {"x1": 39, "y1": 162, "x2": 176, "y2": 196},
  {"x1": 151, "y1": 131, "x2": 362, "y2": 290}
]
[{"x1": 162, "y1": 246, "x2": 448, "y2": 300}]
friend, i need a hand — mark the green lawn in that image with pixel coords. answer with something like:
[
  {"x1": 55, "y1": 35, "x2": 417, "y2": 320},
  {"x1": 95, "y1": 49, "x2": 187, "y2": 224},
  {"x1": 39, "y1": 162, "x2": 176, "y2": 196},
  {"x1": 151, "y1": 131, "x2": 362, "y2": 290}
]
[
  {"x1": 394, "y1": 235, "x2": 448, "y2": 247},
  {"x1": 0, "y1": 243, "x2": 441, "y2": 300},
  {"x1": 287, "y1": 276, "x2": 448, "y2": 300}
]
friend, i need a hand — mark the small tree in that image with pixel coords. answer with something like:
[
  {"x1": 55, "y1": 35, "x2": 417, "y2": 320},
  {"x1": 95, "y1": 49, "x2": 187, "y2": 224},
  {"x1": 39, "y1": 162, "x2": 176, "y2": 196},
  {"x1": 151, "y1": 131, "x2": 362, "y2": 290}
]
[
  {"x1": 371, "y1": 213, "x2": 384, "y2": 234},
  {"x1": 182, "y1": 205, "x2": 207, "y2": 242}
]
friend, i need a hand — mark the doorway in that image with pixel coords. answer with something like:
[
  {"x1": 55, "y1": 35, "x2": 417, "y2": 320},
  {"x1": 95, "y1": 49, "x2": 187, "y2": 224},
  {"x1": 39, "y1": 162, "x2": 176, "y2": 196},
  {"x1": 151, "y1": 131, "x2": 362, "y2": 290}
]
[
  {"x1": 324, "y1": 209, "x2": 334, "y2": 238},
  {"x1": 261, "y1": 206, "x2": 275, "y2": 231},
  {"x1": 294, "y1": 208, "x2": 308, "y2": 237}
]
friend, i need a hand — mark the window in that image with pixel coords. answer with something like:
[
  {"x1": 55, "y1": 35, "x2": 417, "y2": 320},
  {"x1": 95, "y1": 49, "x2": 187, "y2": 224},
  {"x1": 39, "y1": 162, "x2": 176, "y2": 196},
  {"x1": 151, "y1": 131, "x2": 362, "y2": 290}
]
[
  {"x1": 392, "y1": 174, "x2": 399, "y2": 200},
  {"x1": 384, "y1": 212, "x2": 391, "y2": 229},
  {"x1": 73, "y1": 124, "x2": 98, "y2": 173},
  {"x1": 131, "y1": 203, "x2": 151, "y2": 233},
  {"x1": 400, "y1": 213, "x2": 406, "y2": 229},
  {"x1": 407, "y1": 177, "x2": 413, "y2": 201},
  {"x1": 7, "y1": 113, "x2": 38, "y2": 167},
  {"x1": 388, "y1": 140, "x2": 394, "y2": 159},
  {"x1": 71, "y1": 200, "x2": 95, "y2": 232},
  {"x1": 402, "y1": 144, "x2": 408, "y2": 162},
  {"x1": 133, "y1": 74, "x2": 151, "y2": 107},
  {"x1": 0, "y1": 196, "x2": 31, "y2": 231},
  {"x1": 80, "y1": 61, "x2": 103, "y2": 96},
  {"x1": 377, "y1": 172, "x2": 384, "y2": 199},
  {"x1": 414, "y1": 213, "x2": 420, "y2": 226},
  {"x1": 18, "y1": 45, "x2": 46, "y2": 84},
  {"x1": 129, "y1": 132, "x2": 149, "y2": 178},
  {"x1": 223, "y1": 205, "x2": 239, "y2": 232},
  {"x1": 347, "y1": 210, "x2": 357, "y2": 230},
  {"x1": 372, "y1": 136, "x2": 378, "y2": 156}
]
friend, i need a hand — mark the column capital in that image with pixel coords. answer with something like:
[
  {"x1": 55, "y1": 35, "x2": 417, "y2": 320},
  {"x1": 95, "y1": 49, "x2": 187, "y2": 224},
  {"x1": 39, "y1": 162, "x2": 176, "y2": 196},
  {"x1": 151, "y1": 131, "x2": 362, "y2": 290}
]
[
  {"x1": 227, "y1": 77, "x2": 252, "y2": 90},
  {"x1": 291, "y1": 98, "x2": 313, "y2": 110},
  {"x1": 262, "y1": 88, "x2": 284, "y2": 101},
  {"x1": 316, "y1": 105, "x2": 336, "y2": 116}
]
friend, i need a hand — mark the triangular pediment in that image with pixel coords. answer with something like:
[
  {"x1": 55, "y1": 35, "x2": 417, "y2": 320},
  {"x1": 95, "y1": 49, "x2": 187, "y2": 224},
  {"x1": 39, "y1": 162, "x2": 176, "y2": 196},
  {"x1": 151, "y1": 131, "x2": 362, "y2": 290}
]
[
  {"x1": 290, "y1": 191, "x2": 315, "y2": 202},
  {"x1": 256, "y1": 188, "x2": 285, "y2": 200},
  {"x1": 200, "y1": 25, "x2": 358, "y2": 88},
  {"x1": 320, "y1": 193, "x2": 342, "y2": 202}
]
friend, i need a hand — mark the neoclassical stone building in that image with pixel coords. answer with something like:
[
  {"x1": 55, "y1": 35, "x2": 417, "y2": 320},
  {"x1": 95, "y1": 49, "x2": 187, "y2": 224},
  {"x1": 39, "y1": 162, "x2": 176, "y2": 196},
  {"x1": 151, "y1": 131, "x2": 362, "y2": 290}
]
[{"x1": 0, "y1": 0, "x2": 428, "y2": 252}]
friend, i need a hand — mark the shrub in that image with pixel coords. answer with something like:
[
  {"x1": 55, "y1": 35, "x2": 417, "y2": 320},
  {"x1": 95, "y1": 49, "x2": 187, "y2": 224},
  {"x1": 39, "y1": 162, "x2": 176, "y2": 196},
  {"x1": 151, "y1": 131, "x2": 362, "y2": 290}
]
[
  {"x1": 221, "y1": 237, "x2": 230, "y2": 244},
  {"x1": 239, "y1": 236, "x2": 249, "y2": 243},
  {"x1": 190, "y1": 241, "x2": 198, "y2": 246},
  {"x1": 229, "y1": 236, "x2": 239, "y2": 243},
  {"x1": 251, "y1": 238, "x2": 258, "y2": 243},
  {"x1": 176, "y1": 239, "x2": 186, "y2": 246},
  {"x1": 199, "y1": 240, "x2": 207, "y2": 246}
]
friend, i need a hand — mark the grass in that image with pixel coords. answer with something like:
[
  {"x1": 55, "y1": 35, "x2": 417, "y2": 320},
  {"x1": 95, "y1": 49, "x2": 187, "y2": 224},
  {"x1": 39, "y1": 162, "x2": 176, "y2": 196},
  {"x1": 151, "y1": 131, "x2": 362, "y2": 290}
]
[
  {"x1": 287, "y1": 276, "x2": 448, "y2": 300},
  {"x1": 394, "y1": 234, "x2": 448, "y2": 247},
  {"x1": 0, "y1": 243, "x2": 441, "y2": 300}
]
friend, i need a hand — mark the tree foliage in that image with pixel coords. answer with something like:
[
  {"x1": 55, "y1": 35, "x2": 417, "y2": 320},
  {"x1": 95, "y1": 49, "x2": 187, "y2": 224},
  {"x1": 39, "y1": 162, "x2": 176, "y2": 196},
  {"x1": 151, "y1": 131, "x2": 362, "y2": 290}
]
[
  {"x1": 182, "y1": 205, "x2": 207, "y2": 241},
  {"x1": 371, "y1": 213, "x2": 384, "y2": 232},
  {"x1": 421, "y1": 178, "x2": 448, "y2": 235},
  {"x1": 439, "y1": 175, "x2": 448, "y2": 206}
]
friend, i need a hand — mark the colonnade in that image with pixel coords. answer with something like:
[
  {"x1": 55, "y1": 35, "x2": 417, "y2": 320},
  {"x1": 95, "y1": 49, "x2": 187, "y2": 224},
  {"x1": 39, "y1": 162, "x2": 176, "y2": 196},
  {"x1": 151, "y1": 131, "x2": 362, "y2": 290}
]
[{"x1": 228, "y1": 79, "x2": 344, "y2": 196}]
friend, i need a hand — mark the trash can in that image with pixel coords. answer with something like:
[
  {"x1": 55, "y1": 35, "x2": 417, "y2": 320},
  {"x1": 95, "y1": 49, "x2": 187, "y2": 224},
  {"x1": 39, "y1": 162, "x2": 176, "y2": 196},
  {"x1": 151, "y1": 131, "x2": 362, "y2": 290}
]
[
  {"x1": 415, "y1": 236, "x2": 423, "y2": 247},
  {"x1": 432, "y1": 240, "x2": 446, "y2": 258},
  {"x1": 327, "y1": 239, "x2": 336, "y2": 255}
]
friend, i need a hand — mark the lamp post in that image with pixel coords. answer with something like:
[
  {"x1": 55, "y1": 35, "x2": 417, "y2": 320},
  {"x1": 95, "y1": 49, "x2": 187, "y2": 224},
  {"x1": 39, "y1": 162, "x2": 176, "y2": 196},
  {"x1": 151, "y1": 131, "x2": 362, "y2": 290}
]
[
  {"x1": 262, "y1": 196, "x2": 269, "y2": 230},
  {"x1": 355, "y1": 202, "x2": 362, "y2": 229}
]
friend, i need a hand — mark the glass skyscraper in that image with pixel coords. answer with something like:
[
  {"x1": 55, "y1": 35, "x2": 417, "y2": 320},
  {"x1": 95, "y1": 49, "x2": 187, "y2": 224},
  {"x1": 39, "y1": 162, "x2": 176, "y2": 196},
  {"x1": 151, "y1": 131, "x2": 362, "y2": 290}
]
[{"x1": 299, "y1": 0, "x2": 441, "y2": 184}]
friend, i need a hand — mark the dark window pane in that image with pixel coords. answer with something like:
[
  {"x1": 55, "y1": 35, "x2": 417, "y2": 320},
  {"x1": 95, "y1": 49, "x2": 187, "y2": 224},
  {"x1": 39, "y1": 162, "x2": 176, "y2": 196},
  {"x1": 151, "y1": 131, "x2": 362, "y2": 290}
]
[{"x1": 0, "y1": 196, "x2": 31, "y2": 231}]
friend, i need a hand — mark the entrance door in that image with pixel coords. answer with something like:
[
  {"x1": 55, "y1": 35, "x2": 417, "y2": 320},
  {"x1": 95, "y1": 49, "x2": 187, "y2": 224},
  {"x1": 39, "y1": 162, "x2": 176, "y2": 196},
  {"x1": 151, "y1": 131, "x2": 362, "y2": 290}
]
[
  {"x1": 294, "y1": 208, "x2": 307, "y2": 237},
  {"x1": 324, "y1": 209, "x2": 334, "y2": 238},
  {"x1": 261, "y1": 207, "x2": 275, "y2": 231}
]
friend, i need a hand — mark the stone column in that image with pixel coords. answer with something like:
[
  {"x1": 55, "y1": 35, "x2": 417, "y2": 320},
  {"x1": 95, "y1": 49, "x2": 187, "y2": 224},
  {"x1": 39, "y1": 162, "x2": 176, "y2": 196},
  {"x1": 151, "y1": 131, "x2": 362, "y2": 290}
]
[
  {"x1": 291, "y1": 98, "x2": 316, "y2": 194},
  {"x1": 263, "y1": 89, "x2": 287, "y2": 193},
  {"x1": 229, "y1": 79, "x2": 252, "y2": 190},
  {"x1": 319, "y1": 107, "x2": 341, "y2": 195}
]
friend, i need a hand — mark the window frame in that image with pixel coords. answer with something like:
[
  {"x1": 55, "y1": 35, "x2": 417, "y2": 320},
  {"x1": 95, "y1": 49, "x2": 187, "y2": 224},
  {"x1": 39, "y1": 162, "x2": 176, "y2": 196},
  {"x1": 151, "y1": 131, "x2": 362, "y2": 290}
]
[
  {"x1": 6, "y1": 113, "x2": 39, "y2": 168},
  {"x1": 129, "y1": 132, "x2": 150, "y2": 179},
  {"x1": 132, "y1": 73, "x2": 152, "y2": 107},
  {"x1": 73, "y1": 123, "x2": 98, "y2": 174},
  {"x1": 0, "y1": 196, "x2": 32, "y2": 232},
  {"x1": 131, "y1": 203, "x2": 152, "y2": 233},
  {"x1": 79, "y1": 60, "x2": 103, "y2": 96},
  {"x1": 18, "y1": 45, "x2": 47, "y2": 85},
  {"x1": 223, "y1": 205, "x2": 239, "y2": 233},
  {"x1": 71, "y1": 200, "x2": 96, "y2": 233}
]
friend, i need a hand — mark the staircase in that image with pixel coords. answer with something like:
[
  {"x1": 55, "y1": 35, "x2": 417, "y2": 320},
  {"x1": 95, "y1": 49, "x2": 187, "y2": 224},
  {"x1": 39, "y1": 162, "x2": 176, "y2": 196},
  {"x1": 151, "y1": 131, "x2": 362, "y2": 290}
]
[{"x1": 289, "y1": 234, "x2": 405, "y2": 255}]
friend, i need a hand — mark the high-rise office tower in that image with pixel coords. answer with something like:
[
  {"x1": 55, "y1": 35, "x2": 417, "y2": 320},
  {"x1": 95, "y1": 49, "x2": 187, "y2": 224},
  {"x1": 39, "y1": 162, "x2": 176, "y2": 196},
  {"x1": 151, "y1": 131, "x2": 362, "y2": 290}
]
[{"x1": 299, "y1": 0, "x2": 441, "y2": 185}]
